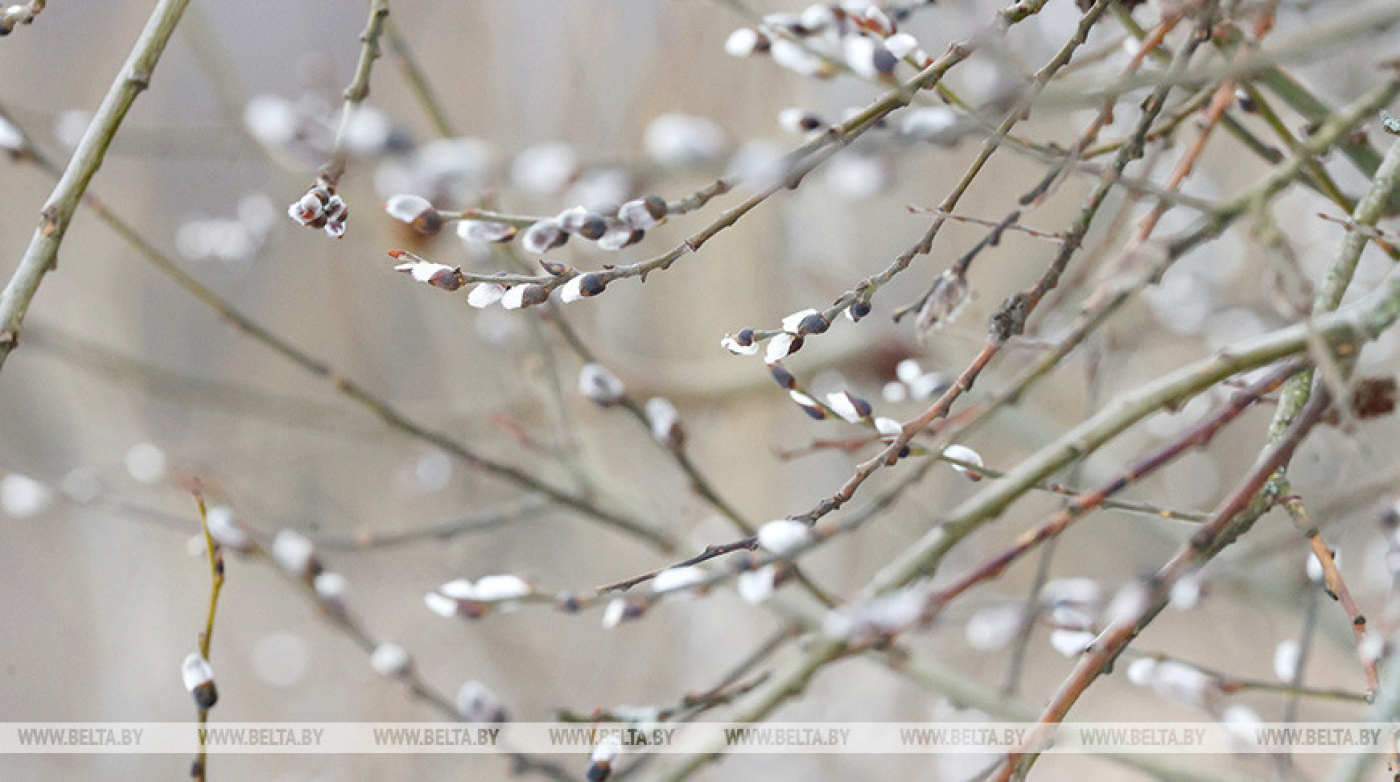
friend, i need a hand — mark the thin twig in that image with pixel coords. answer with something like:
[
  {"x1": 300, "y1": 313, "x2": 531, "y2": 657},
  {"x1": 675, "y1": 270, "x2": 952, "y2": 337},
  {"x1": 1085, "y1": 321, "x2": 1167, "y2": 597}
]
[{"x1": 0, "y1": 0, "x2": 191, "y2": 373}]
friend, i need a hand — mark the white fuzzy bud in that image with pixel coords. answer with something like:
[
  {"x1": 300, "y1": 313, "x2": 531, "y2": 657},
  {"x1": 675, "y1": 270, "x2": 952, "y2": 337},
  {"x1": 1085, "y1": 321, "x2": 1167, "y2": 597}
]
[
  {"x1": 737, "y1": 565, "x2": 778, "y2": 604},
  {"x1": 424, "y1": 591, "x2": 459, "y2": 618},
  {"x1": 456, "y1": 680, "x2": 507, "y2": 723},
  {"x1": 652, "y1": 566, "x2": 708, "y2": 595},
  {"x1": 470, "y1": 574, "x2": 533, "y2": 602},
  {"x1": 182, "y1": 653, "x2": 218, "y2": 709},
  {"x1": 1, "y1": 473, "x2": 52, "y2": 518},
  {"x1": 511, "y1": 142, "x2": 577, "y2": 195},
  {"x1": 941, "y1": 444, "x2": 983, "y2": 480},
  {"x1": 764, "y1": 332, "x2": 796, "y2": 364},
  {"x1": 579, "y1": 363, "x2": 625, "y2": 406},
  {"x1": 645, "y1": 397, "x2": 682, "y2": 447},
  {"x1": 721, "y1": 334, "x2": 761, "y2": 356},
  {"x1": 1049, "y1": 628, "x2": 1095, "y2": 657},
  {"x1": 757, "y1": 519, "x2": 811, "y2": 556},
  {"x1": 313, "y1": 572, "x2": 349, "y2": 602},
  {"x1": 1273, "y1": 640, "x2": 1300, "y2": 681},
  {"x1": 964, "y1": 604, "x2": 1022, "y2": 651},
  {"x1": 1126, "y1": 657, "x2": 1157, "y2": 687},
  {"x1": 370, "y1": 643, "x2": 413, "y2": 678},
  {"x1": 724, "y1": 27, "x2": 765, "y2": 57},
  {"x1": 272, "y1": 529, "x2": 316, "y2": 576},
  {"x1": 1169, "y1": 575, "x2": 1203, "y2": 610},
  {"x1": 205, "y1": 505, "x2": 252, "y2": 552},
  {"x1": 1151, "y1": 660, "x2": 1215, "y2": 707},
  {"x1": 467, "y1": 283, "x2": 508, "y2": 308},
  {"x1": 645, "y1": 113, "x2": 727, "y2": 168},
  {"x1": 591, "y1": 735, "x2": 622, "y2": 765},
  {"x1": 458, "y1": 220, "x2": 517, "y2": 243},
  {"x1": 874, "y1": 416, "x2": 903, "y2": 438},
  {"x1": 884, "y1": 32, "x2": 919, "y2": 59}
]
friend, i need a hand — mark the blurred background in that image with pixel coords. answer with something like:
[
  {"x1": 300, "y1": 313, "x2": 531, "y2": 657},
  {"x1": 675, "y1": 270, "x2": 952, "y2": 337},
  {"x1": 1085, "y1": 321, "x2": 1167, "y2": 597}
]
[{"x1": 1, "y1": 1, "x2": 1399, "y2": 779}]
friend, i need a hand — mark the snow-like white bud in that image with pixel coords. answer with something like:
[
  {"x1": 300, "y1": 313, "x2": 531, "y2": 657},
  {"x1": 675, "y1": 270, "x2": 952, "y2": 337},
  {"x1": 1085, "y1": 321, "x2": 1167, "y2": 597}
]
[
  {"x1": 590, "y1": 734, "x2": 622, "y2": 767},
  {"x1": 470, "y1": 574, "x2": 533, "y2": 602},
  {"x1": 901, "y1": 107, "x2": 959, "y2": 144},
  {"x1": 1151, "y1": 660, "x2": 1215, "y2": 707},
  {"x1": 1273, "y1": 640, "x2": 1300, "y2": 681},
  {"x1": 874, "y1": 417, "x2": 903, "y2": 438},
  {"x1": 941, "y1": 444, "x2": 983, "y2": 480},
  {"x1": 721, "y1": 333, "x2": 761, "y2": 356},
  {"x1": 724, "y1": 27, "x2": 767, "y2": 57},
  {"x1": 601, "y1": 598, "x2": 643, "y2": 629},
  {"x1": 1041, "y1": 578, "x2": 1101, "y2": 607},
  {"x1": 182, "y1": 653, "x2": 218, "y2": 709},
  {"x1": 272, "y1": 529, "x2": 317, "y2": 577},
  {"x1": 883, "y1": 32, "x2": 919, "y2": 59},
  {"x1": 394, "y1": 258, "x2": 463, "y2": 291},
  {"x1": 1169, "y1": 575, "x2": 1203, "y2": 610},
  {"x1": 737, "y1": 565, "x2": 778, "y2": 604},
  {"x1": 645, "y1": 113, "x2": 727, "y2": 167},
  {"x1": 895, "y1": 359, "x2": 923, "y2": 386},
  {"x1": 757, "y1": 519, "x2": 811, "y2": 556},
  {"x1": 1, "y1": 473, "x2": 52, "y2": 518},
  {"x1": 1049, "y1": 629, "x2": 1095, "y2": 657},
  {"x1": 825, "y1": 391, "x2": 871, "y2": 423},
  {"x1": 618, "y1": 196, "x2": 668, "y2": 230},
  {"x1": 384, "y1": 194, "x2": 442, "y2": 235},
  {"x1": 579, "y1": 363, "x2": 625, "y2": 407},
  {"x1": 205, "y1": 505, "x2": 252, "y2": 552},
  {"x1": 458, "y1": 220, "x2": 517, "y2": 244},
  {"x1": 964, "y1": 604, "x2": 1022, "y2": 651},
  {"x1": 652, "y1": 566, "x2": 708, "y2": 596},
  {"x1": 511, "y1": 142, "x2": 577, "y2": 195},
  {"x1": 520, "y1": 219, "x2": 568, "y2": 254},
  {"x1": 370, "y1": 643, "x2": 413, "y2": 678},
  {"x1": 456, "y1": 680, "x2": 507, "y2": 723},
  {"x1": 778, "y1": 108, "x2": 824, "y2": 135},
  {"x1": 313, "y1": 572, "x2": 348, "y2": 602},
  {"x1": 467, "y1": 283, "x2": 508, "y2": 308},
  {"x1": 770, "y1": 38, "x2": 825, "y2": 77},
  {"x1": 645, "y1": 397, "x2": 683, "y2": 448},
  {"x1": 765, "y1": 332, "x2": 796, "y2": 364},
  {"x1": 1126, "y1": 657, "x2": 1157, "y2": 687},
  {"x1": 424, "y1": 591, "x2": 459, "y2": 618}
]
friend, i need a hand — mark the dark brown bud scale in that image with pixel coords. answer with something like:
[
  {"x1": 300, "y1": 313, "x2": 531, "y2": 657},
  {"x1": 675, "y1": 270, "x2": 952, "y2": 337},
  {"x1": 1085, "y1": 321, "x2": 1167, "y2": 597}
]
[
  {"x1": 578, "y1": 273, "x2": 607, "y2": 297},
  {"x1": 797, "y1": 313, "x2": 829, "y2": 335},
  {"x1": 520, "y1": 284, "x2": 550, "y2": 307},
  {"x1": 192, "y1": 681, "x2": 218, "y2": 710},
  {"x1": 770, "y1": 364, "x2": 796, "y2": 389}
]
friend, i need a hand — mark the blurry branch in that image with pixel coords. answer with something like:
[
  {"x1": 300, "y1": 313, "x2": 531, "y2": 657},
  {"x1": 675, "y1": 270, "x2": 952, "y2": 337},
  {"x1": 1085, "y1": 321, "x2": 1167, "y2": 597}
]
[
  {"x1": 1003, "y1": 101, "x2": 1400, "y2": 782},
  {"x1": 403, "y1": 0, "x2": 1066, "y2": 298},
  {"x1": 234, "y1": 522, "x2": 578, "y2": 782},
  {"x1": 661, "y1": 257, "x2": 1400, "y2": 778},
  {"x1": 0, "y1": 116, "x2": 680, "y2": 555},
  {"x1": 1126, "y1": 650, "x2": 1369, "y2": 704},
  {"x1": 23, "y1": 325, "x2": 369, "y2": 436},
  {"x1": 1044, "y1": 0, "x2": 1400, "y2": 108},
  {"x1": 310, "y1": 496, "x2": 553, "y2": 550},
  {"x1": 380, "y1": 15, "x2": 456, "y2": 138},
  {"x1": 0, "y1": 0, "x2": 190, "y2": 373},
  {"x1": 922, "y1": 361, "x2": 1301, "y2": 619},
  {"x1": 944, "y1": 77, "x2": 1400, "y2": 453},
  {"x1": 1000, "y1": 388, "x2": 1334, "y2": 781}
]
